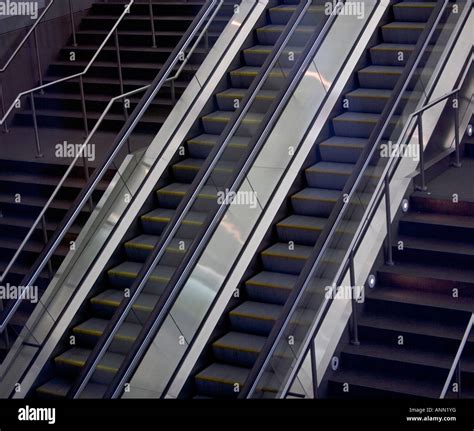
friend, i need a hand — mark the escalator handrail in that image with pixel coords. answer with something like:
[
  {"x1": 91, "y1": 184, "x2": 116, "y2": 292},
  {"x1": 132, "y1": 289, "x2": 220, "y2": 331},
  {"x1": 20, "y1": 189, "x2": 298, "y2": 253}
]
[
  {"x1": 0, "y1": 0, "x2": 220, "y2": 335},
  {"x1": 109, "y1": 0, "x2": 353, "y2": 400},
  {"x1": 67, "y1": 0, "x2": 316, "y2": 399},
  {"x1": 240, "y1": 0, "x2": 455, "y2": 398},
  {"x1": 0, "y1": 0, "x2": 225, "y2": 335}
]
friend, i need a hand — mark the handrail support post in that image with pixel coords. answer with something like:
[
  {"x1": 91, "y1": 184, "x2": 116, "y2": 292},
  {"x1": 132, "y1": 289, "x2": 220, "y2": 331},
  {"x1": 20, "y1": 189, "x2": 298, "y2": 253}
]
[
  {"x1": 69, "y1": 0, "x2": 77, "y2": 47},
  {"x1": 415, "y1": 114, "x2": 427, "y2": 191},
  {"x1": 349, "y1": 250, "x2": 360, "y2": 345},
  {"x1": 149, "y1": 0, "x2": 157, "y2": 48},
  {"x1": 0, "y1": 81, "x2": 8, "y2": 133},
  {"x1": 452, "y1": 90, "x2": 462, "y2": 168},
  {"x1": 30, "y1": 93, "x2": 43, "y2": 158},
  {"x1": 310, "y1": 341, "x2": 319, "y2": 398},
  {"x1": 384, "y1": 174, "x2": 394, "y2": 266}
]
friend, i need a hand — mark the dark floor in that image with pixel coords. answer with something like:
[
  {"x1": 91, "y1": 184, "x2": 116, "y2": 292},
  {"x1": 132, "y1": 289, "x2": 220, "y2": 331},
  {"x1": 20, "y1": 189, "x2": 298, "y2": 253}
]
[{"x1": 415, "y1": 158, "x2": 474, "y2": 202}]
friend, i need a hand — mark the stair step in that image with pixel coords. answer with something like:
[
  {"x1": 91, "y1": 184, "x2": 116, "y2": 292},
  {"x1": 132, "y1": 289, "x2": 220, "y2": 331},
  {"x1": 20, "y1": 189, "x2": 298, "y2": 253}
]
[
  {"x1": 141, "y1": 208, "x2": 206, "y2": 237},
  {"x1": 212, "y1": 331, "x2": 266, "y2": 367},
  {"x1": 357, "y1": 65, "x2": 403, "y2": 90},
  {"x1": 187, "y1": 134, "x2": 250, "y2": 160},
  {"x1": 156, "y1": 183, "x2": 217, "y2": 210},
  {"x1": 229, "y1": 301, "x2": 283, "y2": 336},
  {"x1": 244, "y1": 271, "x2": 298, "y2": 305},
  {"x1": 305, "y1": 161, "x2": 354, "y2": 190},
  {"x1": 332, "y1": 112, "x2": 399, "y2": 139},
  {"x1": 381, "y1": 21, "x2": 426, "y2": 44},
  {"x1": 276, "y1": 214, "x2": 328, "y2": 246},
  {"x1": 107, "y1": 261, "x2": 175, "y2": 295},
  {"x1": 261, "y1": 242, "x2": 312, "y2": 275},
  {"x1": 124, "y1": 234, "x2": 191, "y2": 264},
  {"x1": 291, "y1": 187, "x2": 340, "y2": 217},
  {"x1": 319, "y1": 137, "x2": 367, "y2": 163},
  {"x1": 195, "y1": 363, "x2": 249, "y2": 398},
  {"x1": 392, "y1": 2, "x2": 436, "y2": 22},
  {"x1": 369, "y1": 43, "x2": 415, "y2": 66},
  {"x1": 36, "y1": 377, "x2": 107, "y2": 399}
]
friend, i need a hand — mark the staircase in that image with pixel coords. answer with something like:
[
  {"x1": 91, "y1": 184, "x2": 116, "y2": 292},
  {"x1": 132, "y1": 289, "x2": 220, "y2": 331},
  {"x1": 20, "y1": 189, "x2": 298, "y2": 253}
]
[
  {"x1": 187, "y1": 0, "x2": 438, "y2": 398},
  {"x1": 326, "y1": 114, "x2": 474, "y2": 399},
  {"x1": 14, "y1": 0, "x2": 222, "y2": 133},
  {"x1": 32, "y1": 0, "x2": 325, "y2": 398},
  {"x1": 0, "y1": 0, "x2": 222, "y2": 361}
]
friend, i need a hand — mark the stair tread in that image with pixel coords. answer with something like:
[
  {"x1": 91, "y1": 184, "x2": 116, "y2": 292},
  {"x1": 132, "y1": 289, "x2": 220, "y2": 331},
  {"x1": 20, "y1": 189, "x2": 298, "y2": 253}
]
[
  {"x1": 333, "y1": 112, "x2": 399, "y2": 123},
  {"x1": 91, "y1": 289, "x2": 158, "y2": 311},
  {"x1": 256, "y1": 24, "x2": 316, "y2": 33},
  {"x1": 173, "y1": 158, "x2": 234, "y2": 172},
  {"x1": 379, "y1": 261, "x2": 474, "y2": 284},
  {"x1": 213, "y1": 331, "x2": 266, "y2": 353},
  {"x1": 342, "y1": 341, "x2": 459, "y2": 371},
  {"x1": 196, "y1": 363, "x2": 249, "y2": 384},
  {"x1": 276, "y1": 214, "x2": 330, "y2": 232},
  {"x1": 359, "y1": 311, "x2": 466, "y2": 341},
  {"x1": 187, "y1": 133, "x2": 251, "y2": 147},
  {"x1": 108, "y1": 261, "x2": 176, "y2": 282},
  {"x1": 229, "y1": 301, "x2": 283, "y2": 322},
  {"x1": 358, "y1": 65, "x2": 404, "y2": 75},
  {"x1": 157, "y1": 182, "x2": 217, "y2": 199},
  {"x1": 202, "y1": 111, "x2": 264, "y2": 123},
  {"x1": 125, "y1": 234, "x2": 190, "y2": 251},
  {"x1": 55, "y1": 347, "x2": 124, "y2": 371},
  {"x1": 245, "y1": 271, "x2": 298, "y2": 291},
  {"x1": 402, "y1": 211, "x2": 474, "y2": 229},
  {"x1": 74, "y1": 317, "x2": 141, "y2": 340},
  {"x1": 216, "y1": 88, "x2": 278, "y2": 100},
  {"x1": 345, "y1": 88, "x2": 392, "y2": 99},
  {"x1": 141, "y1": 208, "x2": 206, "y2": 226},
  {"x1": 261, "y1": 242, "x2": 313, "y2": 260},
  {"x1": 306, "y1": 161, "x2": 354, "y2": 175},
  {"x1": 397, "y1": 234, "x2": 474, "y2": 256},
  {"x1": 36, "y1": 377, "x2": 107, "y2": 398},
  {"x1": 330, "y1": 366, "x2": 440, "y2": 398},
  {"x1": 319, "y1": 136, "x2": 368, "y2": 149},
  {"x1": 230, "y1": 66, "x2": 290, "y2": 77},
  {"x1": 382, "y1": 21, "x2": 426, "y2": 29},
  {"x1": 368, "y1": 285, "x2": 474, "y2": 313},
  {"x1": 292, "y1": 187, "x2": 340, "y2": 202},
  {"x1": 370, "y1": 43, "x2": 415, "y2": 52}
]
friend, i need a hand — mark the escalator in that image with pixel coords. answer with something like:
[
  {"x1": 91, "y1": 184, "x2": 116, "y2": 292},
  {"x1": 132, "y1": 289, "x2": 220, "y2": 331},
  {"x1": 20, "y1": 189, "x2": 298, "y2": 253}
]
[
  {"x1": 326, "y1": 112, "x2": 474, "y2": 398},
  {"x1": 30, "y1": 0, "x2": 326, "y2": 398},
  {"x1": 183, "y1": 0, "x2": 441, "y2": 398}
]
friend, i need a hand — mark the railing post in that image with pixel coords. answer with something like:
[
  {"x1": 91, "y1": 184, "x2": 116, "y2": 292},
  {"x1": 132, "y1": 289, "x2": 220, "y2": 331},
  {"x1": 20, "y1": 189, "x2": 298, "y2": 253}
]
[
  {"x1": 456, "y1": 361, "x2": 461, "y2": 399},
  {"x1": 30, "y1": 93, "x2": 43, "y2": 158},
  {"x1": 79, "y1": 76, "x2": 89, "y2": 138},
  {"x1": 349, "y1": 250, "x2": 360, "y2": 345},
  {"x1": 149, "y1": 0, "x2": 157, "y2": 48},
  {"x1": 384, "y1": 174, "x2": 394, "y2": 266},
  {"x1": 310, "y1": 341, "x2": 319, "y2": 398},
  {"x1": 41, "y1": 215, "x2": 53, "y2": 279},
  {"x1": 69, "y1": 0, "x2": 77, "y2": 47},
  {"x1": 453, "y1": 91, "x2": 461, "y2": 168},
  {"x1": 0, "y1": 81, "x2": 8, "y2": 133},
  {"x1": 416, "y1": 114, "x2": 427, "y2": 191},
  {"x1": 115, "y1": 29, "x2": 130, "y2": 131},
  {"x1": 170, "y1": 79, "x2": 176, "y2": 103},
  {"x1": 33, "y1": 27, "x2": 44, "y2": 93}
]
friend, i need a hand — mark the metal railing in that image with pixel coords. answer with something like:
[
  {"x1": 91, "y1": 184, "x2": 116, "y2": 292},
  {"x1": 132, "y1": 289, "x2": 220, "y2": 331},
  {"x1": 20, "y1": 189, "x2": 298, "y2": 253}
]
[
  {"x1": 440, "y1": 314, "x2": 474, "y2": 399},
  {"x1": 0, "y1": 0, "x2": 55, "y2": 132},
  {"x1": 241, "y1": 0, "x2": 472, "y2": 398},
  {"x1": 65, "y1": 0, "x2": 333, "y2": 399},
  {"x1": 0, "y1": 0, "x2": 222, "y2": 337},
  {"x1": 0, "y1": 0, "x2": 135, "y2": 157}
]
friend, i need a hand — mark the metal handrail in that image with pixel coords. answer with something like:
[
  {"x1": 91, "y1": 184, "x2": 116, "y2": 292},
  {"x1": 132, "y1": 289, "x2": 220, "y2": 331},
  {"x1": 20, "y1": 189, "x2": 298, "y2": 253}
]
[
  {"x1": 0, "y1": 0, "x2": 220, "y2": 334},
  {"x1": 0, "y1": 0, "x2": 54, "y2": 73},
  {"x1": 0, "y1": 0, "x2": 134, "y2": 154},
  {"x1": 109, "y1": 0, "x2": 346, "y2": 400},
  {"x1": 241, "y1": 0, "x2": 462, "y2": 398},
  {"x1": 67, "y1": 0, "x2": 315, "y2": 399},
  {"x1": 0, "y1": 0, "x2": 134, "y2": 123},
  {"x1": 440, "y1": 314, "x2": 474, "y2": 399}
]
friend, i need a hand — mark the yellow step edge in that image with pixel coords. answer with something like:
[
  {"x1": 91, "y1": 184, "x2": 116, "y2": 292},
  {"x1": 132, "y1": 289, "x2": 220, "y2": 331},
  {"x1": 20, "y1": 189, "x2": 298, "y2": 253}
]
[
  {"x1": 107, "y1": 270, "x2": 170, "y2": 284},
  {"x1": 229, "y1": 311, "x2": 276, "y2": 321},
  {"x1": 306, "y1": 168, "x2": 351, "y2": 176},
  {"x1": 212, "y1": 342, "x2": 259, "y2": 354},
  {"x1": 245, "y1": 280, "x2": 292, "y2": 290},
  {"x1": 55, "y1": 357, "x2": 118, "y2": 374},
  {"x1": 291, "y1": 195, "x2": 337, "y2": 203},
  {"x1": 73, "y1": 327, "x2": 136, "y2": 342},
  {"x1": 156, "y1": 190, "x2": 216, "y2": 199},
  {"x1": 261, "y1": 251, "x2": 308, "y2": 260},
  {"x1": 277, "y1": 223, "x2": 323, "y2": 232},
  {"x1": 141, "y1": 215, "x2": 203, "y2": 226},
  {"x1": 196, "y1": 374, "x2": 244, "y2": 385}
]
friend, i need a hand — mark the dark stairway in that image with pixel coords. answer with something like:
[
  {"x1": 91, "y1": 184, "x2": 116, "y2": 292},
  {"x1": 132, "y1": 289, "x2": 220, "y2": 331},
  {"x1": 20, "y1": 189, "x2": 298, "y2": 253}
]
[
  {"x1": 325, "y1": 114, "x2": 474, "y2": 399},
  {"x1": 14, "y1": 0, "x2": 224, "y2": 133},
  {"x1": 0, "y1": 160, "x2": 114, "y2": 362},
  {"x1": 32, "y1": 0, "x2": 326, "y2": 398},
  {"x1": 0, "y1": 0, "x2": 218, "y2": 361},
  {"x1": 183, "y1": 1, "x2": 439, "y2": 398}
]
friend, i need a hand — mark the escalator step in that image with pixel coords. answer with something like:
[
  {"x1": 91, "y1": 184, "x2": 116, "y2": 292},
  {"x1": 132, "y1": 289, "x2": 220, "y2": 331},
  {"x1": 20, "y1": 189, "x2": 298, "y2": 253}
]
[
  {"x1": 305, "y1": 161, "x2": 354, "y2": 190},
  {"x1": 245, "y1": 271, "x2": 298, "y2": 305},
  {"x1": 212, "y1": 331, "x2": 266, "y2": 367},
  {"x1": 229, "y1": 301, "x2": 283, "y2": 336}
]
